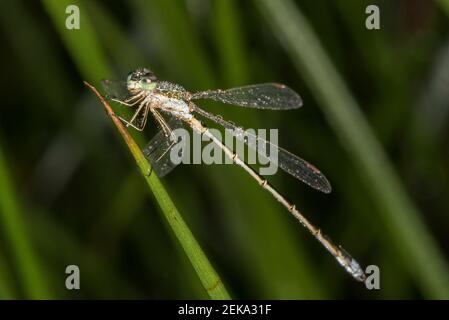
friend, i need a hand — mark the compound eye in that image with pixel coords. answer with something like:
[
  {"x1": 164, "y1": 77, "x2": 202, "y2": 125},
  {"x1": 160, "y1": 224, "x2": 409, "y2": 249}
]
[
  {"x1": 127, "y1": 70, "x2": 138, "y2": 82},
  {"x1": 141, "y1": 68, "x2": 157, "y2": 81},
  {"x1": 127, "y1": 68, "x2": 157, "y2": 82}
]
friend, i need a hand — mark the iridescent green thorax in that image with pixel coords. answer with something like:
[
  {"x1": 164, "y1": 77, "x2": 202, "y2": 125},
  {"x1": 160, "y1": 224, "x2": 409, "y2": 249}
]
[{"x1": 141, "y1": 82, "x2": 157, "y2": 91}]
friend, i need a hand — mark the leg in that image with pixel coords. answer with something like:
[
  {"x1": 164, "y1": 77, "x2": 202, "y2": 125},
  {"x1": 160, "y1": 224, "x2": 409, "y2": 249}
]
[
  {"x1": 124, "y1": 92, "x2": 144, "y2": 103},
  {"x1": 126, "y1": 100, "x2": 148, "y2": 129},
  {"x1": 112, "y1": 97, "x2": 142, "y2": 107},
  {"x1": 111, "y1": 91, "x2": 145, "y2": 106},
  {"x1": 149, "y1": 110, "x2": 177, "y2": 161},
  {"x1": 119, "y1": 103, "x2": 151, "y2": 132},
  {"x1": 118, "y1": 115, "x2": 146, "y2": 131},
  {"x1": 151, "y1": 109, "x2": 173, "y2": 139},
  {"x1": 137, "y1": 104, "x2": 151, "y2": 131}
]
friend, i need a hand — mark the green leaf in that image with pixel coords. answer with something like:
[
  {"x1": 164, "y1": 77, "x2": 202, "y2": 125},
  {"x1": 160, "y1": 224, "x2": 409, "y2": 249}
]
[{"x1": 0, "y1": 141, "x2": 51, "y2": 299}]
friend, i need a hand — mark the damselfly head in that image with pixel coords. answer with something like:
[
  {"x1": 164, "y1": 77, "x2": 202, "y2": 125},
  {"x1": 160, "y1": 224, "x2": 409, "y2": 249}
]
[{"x1": 126, "y1": 68, "x2": 157, "y2": 93}]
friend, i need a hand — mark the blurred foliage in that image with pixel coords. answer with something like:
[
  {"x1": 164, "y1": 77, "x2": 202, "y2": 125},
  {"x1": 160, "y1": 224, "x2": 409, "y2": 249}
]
[{"x1": 0, "y1": 0, "x2": 449, "y2": 299}]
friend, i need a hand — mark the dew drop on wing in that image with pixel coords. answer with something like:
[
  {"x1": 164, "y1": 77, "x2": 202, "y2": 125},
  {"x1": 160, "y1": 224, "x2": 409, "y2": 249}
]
[{"x1": 191, "y1": 83, "x2": 302, "y2": 109}]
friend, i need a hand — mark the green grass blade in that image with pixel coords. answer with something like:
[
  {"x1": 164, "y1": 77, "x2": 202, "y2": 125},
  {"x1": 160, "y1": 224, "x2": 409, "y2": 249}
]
[
  {"x1": 437, "y1": 0, "x2": 449, "y2": 16},
  {"x1": 42, "y1": 0, "x2": 111, "y2": 81},
  {"x1": 0, "y1": 251, "x2": 17, "y2": 299},
  {"x1": 131, "y1": 0, "x2": 215, "y2": 88},
  {"x1": 0, "y1": 141, "x2": 51, "y2": 299},
  {"x1": 257, "y1": 0, "x2": 449, "y2": 298},
  {"x1": 212, "y1": 0, "x2": 250, "y2": 86},
  {"x1": 85, "y1": 82, "x2": 230, "y2": 299}
]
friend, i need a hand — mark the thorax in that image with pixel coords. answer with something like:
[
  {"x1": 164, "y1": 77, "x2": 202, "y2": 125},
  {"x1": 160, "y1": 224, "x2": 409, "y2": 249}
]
[{"x1": 146, "y1": 91, "x2": 192, "y2": 120}]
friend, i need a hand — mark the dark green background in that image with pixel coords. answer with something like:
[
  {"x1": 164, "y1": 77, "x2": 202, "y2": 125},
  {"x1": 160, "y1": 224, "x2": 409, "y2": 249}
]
[{"x1": 1, "y1": 0, "x2": 449, "y2": 299}]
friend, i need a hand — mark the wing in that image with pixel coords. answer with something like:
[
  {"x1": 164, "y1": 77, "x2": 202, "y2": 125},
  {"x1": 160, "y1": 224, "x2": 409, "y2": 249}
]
[
  {"x1": 142, "y1": 118, "x2": 187, "y2": 177},
  {"x1": 194, "y1": 107, "x2": 331, "y2": 193},
  {"x1": 101, "y1": 80, "x2": 130, "y2": 100},
  {"x1": 190, "y1": 83, "x2": 303, "y2": 110}
]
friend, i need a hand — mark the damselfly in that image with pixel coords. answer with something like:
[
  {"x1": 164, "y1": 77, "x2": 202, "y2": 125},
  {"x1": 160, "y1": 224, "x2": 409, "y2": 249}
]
[{"x1": 102, "y1": 68, "x2": 366, "y2": 281}]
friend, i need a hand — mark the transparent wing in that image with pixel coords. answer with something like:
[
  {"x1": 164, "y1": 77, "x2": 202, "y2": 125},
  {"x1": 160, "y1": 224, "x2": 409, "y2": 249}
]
[
  {"x1": 142, "y1": 118, "x2": 187, "y2": 177},
  {"x1": 191, "y1": 83, "x2": 302, "y2": 110},
  {"x1": 101, "y1": 80, "x2": 130, "y2": 100},
  {"x1": 194, "y1": 107, "x2": 331, "y2": 193}
]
